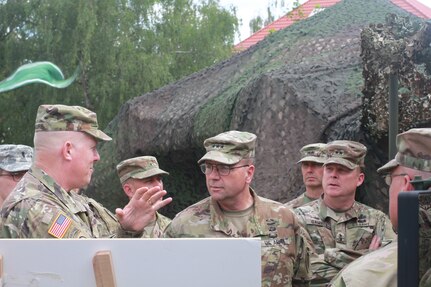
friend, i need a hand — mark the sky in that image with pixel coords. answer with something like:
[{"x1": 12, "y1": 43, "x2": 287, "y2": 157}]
[{"x1": 219, "y1": 0, "x2": 431, "y2": 44}]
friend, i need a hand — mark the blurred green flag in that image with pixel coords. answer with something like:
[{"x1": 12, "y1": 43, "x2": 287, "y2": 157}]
[{"x1": 0, "y1": 61, "x2": 79, "y2": 93}]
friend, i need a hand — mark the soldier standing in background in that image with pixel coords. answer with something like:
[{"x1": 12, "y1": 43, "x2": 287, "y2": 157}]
[
  {"x1": 330, "y1": 128, "x2": 431, "y2": 287},
  {"x1": 0, "y1": 144, "x2": 33, "y2": 206},
  {"x1": 285, "y1": 143, "x2": 326, "y2": 209},
  {"x1": 116, "y1": 156, "x2": 171, "y2": 238},
  {"x1": 0, "y1": 104, "x2": 172, "y2": 238},
  {"x1": 164, "y1": 130, "x2": 313, "y2": 287},
  {"x1": 295, "y1": 140, "x2": 396, "y2": 286}
]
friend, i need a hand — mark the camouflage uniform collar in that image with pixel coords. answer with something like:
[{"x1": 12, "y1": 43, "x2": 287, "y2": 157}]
[
  {"x1": 30, "y1": 165, "x2": 54, "y2": 188},
  {"x1": 30, "y1": 166, "x2": 87, "y2": 213},
  {"x1": 209, "y1": 188, "x2": 267, "y2": 236},
  {"x1": 303, "y1": 193, "x2": 317, "y2": 203},
  {"x1": 319, "y1": 199, "x2": 361, "y2": 222}
]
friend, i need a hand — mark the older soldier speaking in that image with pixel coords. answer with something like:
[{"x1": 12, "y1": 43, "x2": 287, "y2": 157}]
[
  {"x1": 0, "y1": 144, "x2": 33, "y2": 206},
  {"x1": 164, "y1": 130, "x2": 313, "y2": 287},
  {"x1": 0, "y1": 104, "x2": 171, "y2": 238}
]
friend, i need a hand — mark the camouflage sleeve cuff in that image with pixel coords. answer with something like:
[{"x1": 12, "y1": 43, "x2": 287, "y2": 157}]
[
  {"x1": 323, "y1": 248, "x2": 365, "y2": 269},
  {"x1": 117, "y1": 226, "x2": 144, "y2": 238}
]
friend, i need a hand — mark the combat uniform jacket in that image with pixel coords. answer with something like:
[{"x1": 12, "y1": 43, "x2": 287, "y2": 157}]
[
  {"x1": 295, "y1": 198, "x2": 396, "y2": 286},
  {"x1": 285, "y1": 193, "x2": 317, "y2": 209},
  {"x1": 164, "y1": 188, "x2": 313, "y2": 287},
  {"x1": 71, "y1": 193, "x2": 120, "y2": 237},
  {"x1": 142, "y1": 212, "x2": 171, "y2": 238},
  {"x1": 328, "y1": 240, "x2": 397, "y2": 287},
  {"x1": 73, "y1": 191, "x2": 171, "y2": 238},
  {"x1": 0, "y1": 166, "x2": 139, "y2": 238},
  {"x1": 330, "y1": 198, "x2": 431, "y2": 287},
  {"x1": 74, "y1": 192, "x2": 171, "y2": 238}
]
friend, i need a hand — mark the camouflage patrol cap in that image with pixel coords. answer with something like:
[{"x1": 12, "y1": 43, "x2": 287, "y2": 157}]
[
  {"x1": 0, "y1": 144, "x2": 33, "y2": 172},
  {"x1": 378, "y1": 128, "x2": 431, "y2": 173},
  {"x1": 116, "y1": 156, "x2": 169, "y2": 184},
  {"x1": 324, "y1": 140, "x2": 367, "y2": 169},
  {"x1": 297, "y1": 143, "x2": 327, "y2": 164},
  {"x1": 35, "y1": 104, "x2": 111, "y2": 141},
  {"x1": 198, "y1": 130, "x2": 256, "y2": 165}
]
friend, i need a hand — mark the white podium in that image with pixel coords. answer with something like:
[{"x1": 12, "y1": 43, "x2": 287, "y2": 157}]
[{"x1": 0, "y1": 238, "x2": 261, "y2": 287}]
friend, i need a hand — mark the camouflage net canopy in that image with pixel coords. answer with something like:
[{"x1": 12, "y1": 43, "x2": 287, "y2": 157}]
[
  {"x1": 362, "y1": 14, "x2": 431, "y2": 140},
  {"x1": 88, "y1": 0, "x2": 430, "y2": 218}
]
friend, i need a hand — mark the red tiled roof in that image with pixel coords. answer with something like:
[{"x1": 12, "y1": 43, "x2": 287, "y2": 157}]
[
  {"x1": 235, "y1": 0, "x2": 341, "y2": 51},
  {"x1": 392, "y1": 0, "x2": 431, "y2": 18},
  {"x1": 234, "y1": 0, "x2": 431, "y2": 52}
]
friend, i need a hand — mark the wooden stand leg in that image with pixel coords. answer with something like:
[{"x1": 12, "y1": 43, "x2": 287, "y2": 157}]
[{"x1": 93, "y1": 251, "x2": 117, "y2": 287}]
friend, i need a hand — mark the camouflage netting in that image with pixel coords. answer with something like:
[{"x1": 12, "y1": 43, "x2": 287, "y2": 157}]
[
  {"x1": 87, "y1": 0, "x2": 430, "y2": 218},
  {"x1": 362, "y1": 14, "x2": 431, "y2": 139}
]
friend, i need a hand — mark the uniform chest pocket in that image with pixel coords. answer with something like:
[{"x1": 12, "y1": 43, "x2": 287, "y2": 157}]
[
  {"x1": 347, "y1": 225, "x2": 375, "y2": 250},
  {"x1": 261, "y1": 234, "x2": 295, "y2": 287}
]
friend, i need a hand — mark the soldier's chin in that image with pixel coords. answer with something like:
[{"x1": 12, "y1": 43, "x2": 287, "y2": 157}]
[{"x1": 81, "y1": 176, "x2": 93, "y2": 189}]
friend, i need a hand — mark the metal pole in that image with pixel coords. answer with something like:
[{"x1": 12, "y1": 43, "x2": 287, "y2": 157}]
[{"x1": 388, "y1": 72, "x2": 398, "y2": 159}]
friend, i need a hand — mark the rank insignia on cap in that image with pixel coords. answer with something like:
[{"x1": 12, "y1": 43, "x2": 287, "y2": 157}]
[{"x1": 48, "y1": 212, "x2": 72, "y2": 238}]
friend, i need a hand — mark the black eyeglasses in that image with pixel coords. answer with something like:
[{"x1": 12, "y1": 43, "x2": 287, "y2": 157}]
[
  {"x1": 383, "y1": 173, "x2": 407, "y2": 186},
  {"x1": 200, "y1": 163, "x2": 249, "y2": 176},
  {"x1": 0, "y1": 171, "x2": 26, "y2": 182}
]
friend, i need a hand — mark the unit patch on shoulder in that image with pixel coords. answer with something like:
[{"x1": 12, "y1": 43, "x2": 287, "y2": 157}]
[{"x1": 48, "y1": 212, "x2": 72, "y2": 238}]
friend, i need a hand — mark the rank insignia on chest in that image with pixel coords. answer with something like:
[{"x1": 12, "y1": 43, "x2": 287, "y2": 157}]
[
  {"x1": 336, "y1": 232, "x2": 345, "y2": 243},
  {"x1": 266, "y1": 219, "x2": 278, "y2": 238},
  {"x1": 357, "y1": 214, "x2": 368, "y2": 224},
  {"x1": 48, "y1": 212, "x2": 72, "y2": 238}
]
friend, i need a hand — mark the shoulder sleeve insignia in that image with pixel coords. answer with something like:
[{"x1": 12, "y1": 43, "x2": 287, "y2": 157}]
[{"x1": 48, "y1": 212, "x2": 72, "y2": 238}]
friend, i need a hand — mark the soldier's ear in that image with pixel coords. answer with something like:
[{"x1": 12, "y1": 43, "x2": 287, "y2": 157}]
[
  {"x1": 62, "y1": 141, "x2": 73, "y2": 161},
  {"x1": 356, "y1": 172, "x2": 365, "y2": 187},
  {"x1": 403, "y1": 174, "x2": 415, "y2": 191},
  {"x1": 122, "y1": 183, "x2": 134, "y2": 199},
  {"x1": 245, "y1": 165, "x2": 255, "y2": 183}
]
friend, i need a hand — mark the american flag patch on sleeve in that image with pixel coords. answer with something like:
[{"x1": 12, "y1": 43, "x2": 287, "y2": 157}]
[{"x1": 48, "y1": 212, "x2": 72, "y2": 238}]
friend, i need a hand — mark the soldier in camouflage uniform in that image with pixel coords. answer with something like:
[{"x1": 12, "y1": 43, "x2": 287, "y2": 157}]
[
  {"x1": 285, "y1": 143, "x2": 326, "y2": 209},
  {"x1": 295, "y1": 140, "x2": 396, "y2": 286},
  {"x1": 0, "y1": 144, "x2": 33, "y2": 206},
  {"x1": 164, "y1": 130, "x2": 313, "y2": 287},
  {"x1": 70, "y1": 191, "x2": 121, "y2": 237},
  {"x1": 0, "y1": 104, "x2": 172, "y2": 238},
  {"x1": 117, "y1": 156, "x2": 171, "y2": 238},
  {"x1": 330, "y1": 128, "x2": 431, "y2": 287}
]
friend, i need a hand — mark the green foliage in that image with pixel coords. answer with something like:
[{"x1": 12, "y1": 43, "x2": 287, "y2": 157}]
[
  {"x1": 0, "y1": 0, "x2": 238, "y2": 144},
  {"x1": 248, "y1": 0, "x2": 302, "y2": 36},
  {"x1": 249, "y1": 16, "x2": 264, "y2": 34},
  {"x1": 264, "y1": 7, "x2": 275, "y2": 26}
]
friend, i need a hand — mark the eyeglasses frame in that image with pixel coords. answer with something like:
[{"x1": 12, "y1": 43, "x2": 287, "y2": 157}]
[{"x1": 200, "y1": 163, "x2": 250, "y2": 176}]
